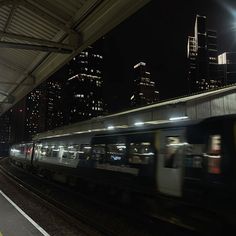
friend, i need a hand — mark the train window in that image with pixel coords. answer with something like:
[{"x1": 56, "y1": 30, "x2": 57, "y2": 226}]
[
  {"x1": 79, "y1": 144, "x2": 91, "y2": 160},
  {"x1": 40, "y1": 145, "x2": 52, "y2": 158},
  {"x1": 39, "y1": 148, "x2": 46, "y2": 158},
  {"x1": 62, "y1": 145, "x2": 79, "y2": 159},
  {"x1": 34, "y1": 144, "x2": 42, "y2": 159},
  {"x1": 10, "y1": 146, "x2": 16, "y2": 157},
  {"x1": 20, "y1": 145, "x2": 25, "y2": 155},
  {"x1": 206, "y1": 134, "x2": 221, "y2": 174},
  {"x1": 26, "y1": 144, "x2": 33, "y2": 160},
  {"x1": 92, "y1": 144, "x2": 106, "y2": 162},
  {"x1": 10, "y1": 145, "x2": 23, "y2": 158},
  {"x1": 129, "y1": 142, "x2": 155, "y2": 165},
  {"x1": 185, "y1": 144, "x2": 204, "y2": 168},
  {"x1": 107, "y1": 143, "x2": 126, "y2": 164},
  {"x1": 52, "y1": 147, "x2": 59, "y2": 158},
  {"x1": 164, "y1": 136, "x2": 181, "y2": 168}
]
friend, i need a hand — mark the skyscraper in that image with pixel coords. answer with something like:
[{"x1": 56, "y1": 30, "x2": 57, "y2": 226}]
[
  {"x1": 187, "y1": 36, "x2": 197, "y2": 92},
  {"x1": 9, "y1": 79, "x2": 64, "y2": 142},
  {"x1": 25, "y1": 80, "x2": 64, "y2": 137},
  {"x1": 130, "y1": 62, "x2": 159, "y2": 107},
  {"x1": 187, "y1": 15, "x2": 221, "y2": 93},
  {"x1": 25, "y1": 87, "x2": 43, "y2": 139},
  {"x1": 0, "y1": 112, "x2": 11, "y2": 156},
  {"x1": 10, "y1": 98, "x2": 27, "y2": 142},
  {"x1": 44, "y1": 81, "x2": 64, "y2": 130},
  {"x1": 218, "y1": 52, "x2": 236, "y2": 85},
  {"x1": 65, "y1": 46, "x2": 104, "y2": 123}
]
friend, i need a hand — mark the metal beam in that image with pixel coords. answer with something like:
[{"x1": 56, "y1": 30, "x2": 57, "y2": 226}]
[
  {"x1": 0, "y1": 41, "x2": 73, "y2": 53},
  {"x1": 3, "y1": 0, "x2": 17, "y2": 32},
  {"x1": 0, "y1": 79, "x2": 34, "y2": 86},
  {"x1": 0, "y1": 57, "x2": 25, "y2": 72},
  {"x1": 0, "y1": 0, "x2": 151, "y2": 115},
  {"x1": 0, "y1": 81, "x2": 18, "y2": 85},
  {"x1": 0, "y1": 90, "x2": 8, "y2": 97},
  {"x1": 0, "y1": 90, "x2": 14, "y2": 103},
  {"x1": 0, "y1": 94, "x2": 14, "y2": 103},
  {"x1": 0, "y1": 31, "x2": 75, "y2": 49}
]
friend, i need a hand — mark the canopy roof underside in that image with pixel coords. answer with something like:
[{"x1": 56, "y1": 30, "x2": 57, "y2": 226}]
[{"x1": 0, "y1": 0, "x2": 150, "y2": 114}]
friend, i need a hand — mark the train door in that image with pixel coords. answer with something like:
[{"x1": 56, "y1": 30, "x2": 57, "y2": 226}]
[{"x1": 156, "y1": 128, "x2": 185, "y2": 197}]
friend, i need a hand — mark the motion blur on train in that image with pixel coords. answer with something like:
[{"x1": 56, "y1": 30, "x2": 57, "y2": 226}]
[{"x1": 9, "y1": 114, "x2": 236, "y2": 207}]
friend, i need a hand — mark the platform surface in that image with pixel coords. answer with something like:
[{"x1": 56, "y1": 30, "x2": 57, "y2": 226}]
[{"x1": 0, "y1": 190, "x2": 49, "y2": 236}]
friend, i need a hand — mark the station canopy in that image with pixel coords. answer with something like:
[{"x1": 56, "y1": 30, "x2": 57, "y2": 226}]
[{"x1": 0, "y1": 0, "x2": 150, "y2": 115}]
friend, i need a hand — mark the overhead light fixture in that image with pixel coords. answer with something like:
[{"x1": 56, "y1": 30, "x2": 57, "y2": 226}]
[
  {"x1": 107, "y1": 125, "x2": 114, "y2": 130},
  {"x1": 169, "y1": 116, "x2": 188, "y2": 121},
  {"x1": 134, "y1": 121, "x2": 144, "y2": 126}
]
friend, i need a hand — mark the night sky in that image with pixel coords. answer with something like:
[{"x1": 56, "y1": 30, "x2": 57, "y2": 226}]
[{"x1": 94, "y1": 0, "x2": 236, "y2": 112}]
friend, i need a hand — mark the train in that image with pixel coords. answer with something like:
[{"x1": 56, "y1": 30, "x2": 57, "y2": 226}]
[{"x1": 9, "y1": 114, "x2": 236, "y2": 208}]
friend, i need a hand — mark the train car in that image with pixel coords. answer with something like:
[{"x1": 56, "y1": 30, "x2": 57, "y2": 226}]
[
  {"x1": 10, "y1": 142, "x2": 34, "y2": 169},
  {"x1": 9, "y1": 114, "x2": 236, "y2": 205}
]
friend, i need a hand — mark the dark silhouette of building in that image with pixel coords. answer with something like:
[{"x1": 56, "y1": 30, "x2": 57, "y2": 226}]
[
  {"x1": 130, "y1": 62, "x2": 159, "y2": 107},
  {"x1": 10, "y1": 99, "x2": 27, "y2": 142},
  {"x1": 65, "y1": 46, "x2": 104, "y2": 123},
  {"x1": 24, "y1": 80, "x2": 64, "y2": 139},
  {"x1": 187, "y1": 15, "x2": 221, "y2": 93},
  {"x1": 218, "y1": 52, "x2": 236, "y2": 85},
  {"x1": 9, "y1": 46, "x2": 104, "y2": 143},
  {"x1": 10, "y1": 79, "x2": 64, "y2": 142},
  {"x1": 0, "y1": 112, "x2": 11, "y2": 156},
  {"x1": 25, "y1": 87, "x2": 44, "y2": 139},
  {"x1": 44, "y1": 81, "x2": 64, "y2": 130}
]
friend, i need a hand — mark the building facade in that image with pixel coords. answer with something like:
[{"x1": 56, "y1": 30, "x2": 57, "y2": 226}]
[
  {"x1": 25, "y1": 87, "x2": 44, "y2": 139},
  {"x1": 9, "y1": 99, "x2": 27, "y2": 142},
  {"x1": 24, "y1": 80, "x2": 63, "y2": 139},
  {"x1": 65, "y1": 46, "x2": 104, "y2": 123},
  {"x1": 44, "y1": 81, "x2": 64, "y2": 130},
  {"x1": 187, "y1": 15, "x2": 221, "y2": 93},
  {"x1": 218, "y1": 52, "x2": 236, "y2": 85},
  {"x1": 130, "y1": 62, "x2": 159, "y2": 107},
  {"x1": 9, "y1": 79, "x2": 64, "y2": 142},
  {"x1": 0, "y1": 112, "x2": 11, "y2": 156}
]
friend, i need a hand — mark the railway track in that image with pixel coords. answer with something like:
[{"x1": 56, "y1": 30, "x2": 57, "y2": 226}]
[
  {"x1": 0, "y1": 157, "x2": 220, "y2": 236},
  {"x1": 0, "y1": 158, "x2": 114, "y2": 236}
]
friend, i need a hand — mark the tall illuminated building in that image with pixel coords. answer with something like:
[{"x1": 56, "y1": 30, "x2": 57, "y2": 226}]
[
  {"x1": 65, "y1": 46, "x2": 104, "y2": 123},
  {"x1": 218, "y1": 52, "x2": 236, "y2": 85},
  {"x1": 26, "y1": 80, "x2": 64, "y2": 137},
  {"x1": 130, "y1": 62, "x2": 159, "y2": 107},
  {"x1": 44, "y1": 81, "x2": 64, "y2": 130},
  {"x1": 187, "y1": 36, "x2": 197, "y2": 92},
  {"x1": 187, "y1": 15, "x2": 221, "y2": 93},
  {"x1": 10, "y1": 79, "x2": 64, "y2": 142},
  {"x1": 25, "y1": 87, "x2": 43, "y2": 139}
]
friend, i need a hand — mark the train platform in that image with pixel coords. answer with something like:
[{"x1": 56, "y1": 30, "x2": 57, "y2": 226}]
[{"x1": 0, "y1": 190, "x2": 49, "y2": 236}]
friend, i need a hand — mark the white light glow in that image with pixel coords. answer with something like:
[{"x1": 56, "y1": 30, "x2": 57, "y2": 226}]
[
  {"x1": 134, "y1": 122, "x2": 144, "y2": 126},
  {"x1": 169, "y1": 116, "x2": 188, "y2": 121},
  {"x1": 107, "y1": 126, "x2": 114, "y2": 130}
]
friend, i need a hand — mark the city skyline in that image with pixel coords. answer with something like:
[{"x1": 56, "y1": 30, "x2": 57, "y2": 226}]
[
  {"x1": 8, "y1": 0, "x2": 236, "y2": 116},
  {"x1": 98, "y1": 0, "x2": 236, "y2": 108},
  {"x1": 2, "y1": 0, "x2": 236, "y2": 148}
]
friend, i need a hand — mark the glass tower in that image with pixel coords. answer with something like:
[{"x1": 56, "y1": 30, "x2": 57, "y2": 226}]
[
  {"x1": 65, "y1": 46, "x2": 104, "y2": 123},
  {"x1": 187, "y1": 15, "x2": 221, "y2": 93},
  {"x1": 130, "y1": 62, "x2": 159, "y2": 107}
]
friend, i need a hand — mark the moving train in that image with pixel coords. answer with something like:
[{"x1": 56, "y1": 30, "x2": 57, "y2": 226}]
[{"x1": 9, "y1": 114, "x2": 236, "y2": 207}]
